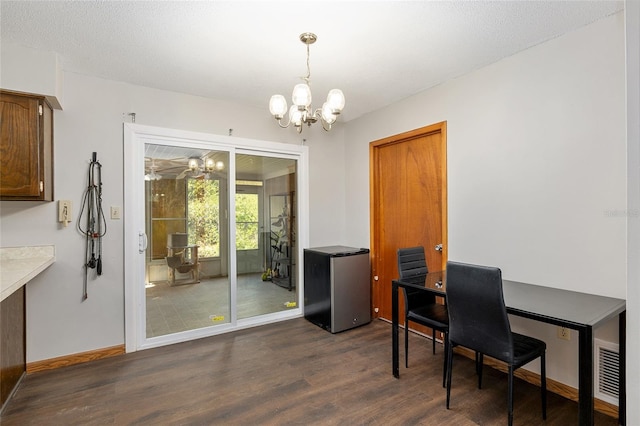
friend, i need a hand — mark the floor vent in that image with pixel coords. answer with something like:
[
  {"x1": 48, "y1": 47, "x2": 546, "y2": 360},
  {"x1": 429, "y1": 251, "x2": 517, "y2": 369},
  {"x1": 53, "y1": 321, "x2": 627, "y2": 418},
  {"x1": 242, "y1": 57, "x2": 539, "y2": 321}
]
[{"x1": 594, "y1": 338, "x2": 619, "y2": 406}]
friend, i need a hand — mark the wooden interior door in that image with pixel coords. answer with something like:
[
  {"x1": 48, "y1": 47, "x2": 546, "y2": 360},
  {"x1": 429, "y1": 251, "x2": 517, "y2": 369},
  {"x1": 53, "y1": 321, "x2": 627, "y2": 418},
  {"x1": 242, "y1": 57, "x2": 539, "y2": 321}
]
[{"x1": 370, "y1": 122, "x2": 447, "y2": 326}]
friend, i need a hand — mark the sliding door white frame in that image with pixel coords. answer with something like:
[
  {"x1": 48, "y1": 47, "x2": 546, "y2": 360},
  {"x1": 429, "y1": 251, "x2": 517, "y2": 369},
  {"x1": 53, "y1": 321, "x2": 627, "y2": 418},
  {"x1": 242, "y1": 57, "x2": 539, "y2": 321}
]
[{"x1": 123, "y1": 123, "x2": 309, "y2": 353}]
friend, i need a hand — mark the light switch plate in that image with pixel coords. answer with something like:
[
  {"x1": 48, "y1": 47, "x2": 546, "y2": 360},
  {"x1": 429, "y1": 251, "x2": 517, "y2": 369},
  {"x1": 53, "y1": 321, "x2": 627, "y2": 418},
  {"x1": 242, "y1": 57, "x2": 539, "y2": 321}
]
[
  {"x1": 110, "y1": 206, "x2": 121, "y2": 220},
  {"x1": 58, "y1": 200, "x2": 72, "y2": 225}
]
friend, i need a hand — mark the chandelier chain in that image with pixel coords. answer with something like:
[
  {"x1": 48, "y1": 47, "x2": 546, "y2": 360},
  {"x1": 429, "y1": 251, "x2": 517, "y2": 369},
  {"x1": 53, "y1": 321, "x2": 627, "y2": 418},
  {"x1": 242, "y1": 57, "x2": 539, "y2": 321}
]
[{"x1": 304, "y1": 43, "x2": 311, "y2": 84}]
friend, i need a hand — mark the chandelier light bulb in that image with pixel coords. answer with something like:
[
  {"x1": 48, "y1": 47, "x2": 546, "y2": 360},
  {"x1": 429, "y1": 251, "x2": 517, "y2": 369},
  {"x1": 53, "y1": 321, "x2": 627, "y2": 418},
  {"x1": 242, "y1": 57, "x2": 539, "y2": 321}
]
[
  {"x1": 269, "y1": 94, "x2": 287, "y2": 118},
  {"x1": 292, "y1": 83, "x2": 312, "y2": 107},
  {"x1": 289, "y1": 105, "x2": 303, "y2": 126},
  {"x1": 321, "y1": 102, "x2": 337, "y2": 124},
  {"x1": 326, "y1": 89, "x2": 345, "y2": 113},
  {"x1": 205, "y1": 158, "x2": 215, "y2": 170},
  {"x1": 145, "y1": 170, "x2": 162, "y2": 181}
]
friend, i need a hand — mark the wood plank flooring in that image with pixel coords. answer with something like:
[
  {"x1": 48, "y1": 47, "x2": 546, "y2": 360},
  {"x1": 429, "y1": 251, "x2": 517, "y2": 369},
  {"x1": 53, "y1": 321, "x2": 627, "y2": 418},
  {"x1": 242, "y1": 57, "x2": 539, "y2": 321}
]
[{"x1": 1, "y1": 318, "x2": 617, "y2": 425}]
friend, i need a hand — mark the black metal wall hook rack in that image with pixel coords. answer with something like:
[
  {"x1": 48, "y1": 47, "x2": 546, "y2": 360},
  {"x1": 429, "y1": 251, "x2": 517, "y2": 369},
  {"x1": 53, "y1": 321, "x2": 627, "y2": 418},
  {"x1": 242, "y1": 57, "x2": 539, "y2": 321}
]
[{"x1": 77, "y1": 152, "x2": 107, "y2": 301}]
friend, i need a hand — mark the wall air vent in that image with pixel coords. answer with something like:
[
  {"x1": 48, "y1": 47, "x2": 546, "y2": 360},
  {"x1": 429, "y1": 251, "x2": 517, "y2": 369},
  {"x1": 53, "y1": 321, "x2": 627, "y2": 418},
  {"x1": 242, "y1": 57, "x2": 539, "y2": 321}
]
[{"x1": 594, "y1": 338, "x2": 619, "y2": 406}]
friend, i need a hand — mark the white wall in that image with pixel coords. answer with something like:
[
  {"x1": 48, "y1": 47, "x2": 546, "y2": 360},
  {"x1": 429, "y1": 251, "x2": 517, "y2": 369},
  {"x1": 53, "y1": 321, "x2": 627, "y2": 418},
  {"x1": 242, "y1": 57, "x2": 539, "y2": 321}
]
[
  {"x1": 306, "y1": 125, "x2": 348, "y2": 247},
  {"x1": 345, "y1": 13, "x2": 626, "y2": 389},
  {"x1": 0, "y1": 44, "x2": 347, "y2": 362},
  {"x1": 625, "y1": 0, "x2": 640, "y2": 421},
  {"x1": 0, "y1": 43, "x2": 64, "y2": 108}
]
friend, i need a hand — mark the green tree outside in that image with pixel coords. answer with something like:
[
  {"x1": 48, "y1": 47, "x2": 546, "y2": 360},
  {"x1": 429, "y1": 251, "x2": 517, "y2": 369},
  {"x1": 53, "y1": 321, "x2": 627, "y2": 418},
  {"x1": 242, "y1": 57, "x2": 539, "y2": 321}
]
[
  {"x1": 235, "y1": 193, "x2": 259, "y2": 250},
  {"x1": 187, "y1": 179, "x2": 220, "y2": 257},
  {"x1": 187, "y1": 179, "x2": 259, "y2": 256}
]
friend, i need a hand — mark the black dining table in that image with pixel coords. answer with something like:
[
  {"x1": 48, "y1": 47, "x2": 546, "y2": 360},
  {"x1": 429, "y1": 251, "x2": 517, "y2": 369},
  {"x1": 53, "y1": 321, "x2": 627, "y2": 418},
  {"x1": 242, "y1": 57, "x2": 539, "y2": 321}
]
[{"x1": 391, "y1": 270, "x2": 626, "y2": 426}]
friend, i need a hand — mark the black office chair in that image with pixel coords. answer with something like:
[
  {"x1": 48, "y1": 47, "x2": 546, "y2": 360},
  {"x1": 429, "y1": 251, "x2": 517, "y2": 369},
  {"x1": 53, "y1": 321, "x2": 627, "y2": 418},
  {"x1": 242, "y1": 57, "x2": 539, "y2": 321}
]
[
  {"x1": 397, "y1": 246, "x2": 449, "y2": 386},
  {"x1": 445, "y1": 261, "x2": 547, "y2": 426}
]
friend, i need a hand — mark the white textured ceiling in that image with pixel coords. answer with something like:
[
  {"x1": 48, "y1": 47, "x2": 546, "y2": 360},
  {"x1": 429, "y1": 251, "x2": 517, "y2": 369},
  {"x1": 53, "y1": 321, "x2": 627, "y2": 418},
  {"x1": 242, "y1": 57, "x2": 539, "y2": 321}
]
[{"x1": 0, "y1": 1, "x2": 623, "y2": 122}]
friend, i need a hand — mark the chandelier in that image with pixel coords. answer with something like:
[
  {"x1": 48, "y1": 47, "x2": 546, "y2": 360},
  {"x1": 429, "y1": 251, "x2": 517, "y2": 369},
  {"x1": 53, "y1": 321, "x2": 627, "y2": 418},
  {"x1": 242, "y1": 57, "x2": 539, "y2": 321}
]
[
  {"x1": 144, "y1": 159, "x2": 162, "y2": 181},
  {"x1": 176, "y1": 157, "x2": 224, "y2": 180},
  {"x1": 269, "y1": 32, "x2": 345, "y2": 133}
]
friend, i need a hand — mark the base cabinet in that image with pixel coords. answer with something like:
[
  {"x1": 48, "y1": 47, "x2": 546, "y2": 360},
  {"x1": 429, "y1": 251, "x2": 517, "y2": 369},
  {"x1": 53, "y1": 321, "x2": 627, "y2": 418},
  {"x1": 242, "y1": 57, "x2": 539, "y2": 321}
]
[
  {"x1": 0, "y1": 287, "x2": 26, "y2": 412},
  {"x1": 0, "y1": 90, "x2": 54, "y2": 201}
]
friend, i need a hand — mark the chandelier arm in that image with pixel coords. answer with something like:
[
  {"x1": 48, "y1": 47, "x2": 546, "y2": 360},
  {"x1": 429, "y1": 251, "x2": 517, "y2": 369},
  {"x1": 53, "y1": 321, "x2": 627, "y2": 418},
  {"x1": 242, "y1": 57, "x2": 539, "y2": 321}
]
[
  {"x1": 302, "y1": 109, "x2": 311, "y2": 124},
  {"x1": 314, "y1": 107, "x2": 332, "y2": 131},
  {"x1": 276, "y1": 116, "x2": 292, "y2": 129},
  {"x1": 320, "y1": 119, "x2": 332, "y2": 132}
]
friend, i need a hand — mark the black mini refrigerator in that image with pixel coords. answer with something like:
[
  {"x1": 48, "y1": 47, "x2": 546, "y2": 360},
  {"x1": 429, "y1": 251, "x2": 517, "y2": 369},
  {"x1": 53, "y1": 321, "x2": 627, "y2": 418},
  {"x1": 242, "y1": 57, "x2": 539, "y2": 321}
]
[{"x1": 304, "y1": 246, "x2": 371, "y2": 333}]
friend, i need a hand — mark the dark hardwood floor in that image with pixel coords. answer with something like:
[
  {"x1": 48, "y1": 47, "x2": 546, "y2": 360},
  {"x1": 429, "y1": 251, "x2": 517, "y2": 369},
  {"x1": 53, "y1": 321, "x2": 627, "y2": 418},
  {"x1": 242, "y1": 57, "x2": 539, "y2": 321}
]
[{"x1": 1, "y1": 318, "x2": 617, "y2": 425}]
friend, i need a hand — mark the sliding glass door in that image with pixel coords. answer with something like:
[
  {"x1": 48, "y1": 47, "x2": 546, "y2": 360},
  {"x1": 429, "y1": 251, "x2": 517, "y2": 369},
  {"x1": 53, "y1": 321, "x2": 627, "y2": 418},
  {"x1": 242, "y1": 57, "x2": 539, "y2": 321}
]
[{"x1": 124, "y1": 124, "x2": 307, "y2": 352}]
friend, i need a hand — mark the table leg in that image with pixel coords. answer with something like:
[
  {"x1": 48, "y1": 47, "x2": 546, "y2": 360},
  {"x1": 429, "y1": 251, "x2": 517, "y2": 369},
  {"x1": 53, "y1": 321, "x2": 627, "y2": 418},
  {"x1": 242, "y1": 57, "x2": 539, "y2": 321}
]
[
  {"x1": 392, "y1": 280, "x2": 399, "y2": 378},
  {"x1": 578, "y1": 325, "x2": 594, "y2": 425},
  {"x1": 619, "y1": 312, "x2": 626, "y2": 426}
]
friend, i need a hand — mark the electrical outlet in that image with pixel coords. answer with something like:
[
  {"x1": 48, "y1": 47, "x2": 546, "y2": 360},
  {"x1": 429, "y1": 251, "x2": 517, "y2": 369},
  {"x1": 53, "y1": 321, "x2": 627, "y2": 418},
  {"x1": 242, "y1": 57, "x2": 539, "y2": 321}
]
[{"x1": 557, "y1": 326, "x2": 571, "y2": 341}]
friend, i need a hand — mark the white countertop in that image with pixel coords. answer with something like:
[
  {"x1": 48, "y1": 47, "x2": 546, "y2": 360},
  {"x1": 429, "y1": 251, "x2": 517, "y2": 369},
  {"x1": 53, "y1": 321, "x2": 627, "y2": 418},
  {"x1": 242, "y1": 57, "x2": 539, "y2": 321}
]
[{"x1": 0, "y1": 245, "x2": 55, "y2": 302}]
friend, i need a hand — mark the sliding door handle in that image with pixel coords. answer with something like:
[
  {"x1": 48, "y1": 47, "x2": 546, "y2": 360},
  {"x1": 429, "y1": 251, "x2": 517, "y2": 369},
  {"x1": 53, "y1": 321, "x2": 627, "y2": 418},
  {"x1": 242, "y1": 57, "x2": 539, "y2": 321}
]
[{"x1": 139, "y1": 232, "x2": 148, "y2": 254}]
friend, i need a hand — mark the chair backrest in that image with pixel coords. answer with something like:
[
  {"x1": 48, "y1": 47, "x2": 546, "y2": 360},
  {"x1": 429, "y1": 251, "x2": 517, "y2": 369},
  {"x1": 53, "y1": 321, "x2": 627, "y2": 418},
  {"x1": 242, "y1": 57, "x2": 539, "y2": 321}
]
[
  {"x1": 168, "y1": 233, "x2": 188, "y2": 248},
  {"x1": 397, "y1": 246, "x2": 429, "y2": 278},
  {"x1": 446, "y1": 261, "x2": 514, "y2": 362},
  {"x1": 398, "y1": 246, "x2": 434, "y2": 308}
]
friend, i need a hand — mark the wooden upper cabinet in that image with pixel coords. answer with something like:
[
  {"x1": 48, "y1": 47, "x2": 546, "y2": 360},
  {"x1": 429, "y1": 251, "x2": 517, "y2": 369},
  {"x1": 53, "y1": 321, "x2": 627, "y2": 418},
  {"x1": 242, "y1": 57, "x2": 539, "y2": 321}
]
[{"x1": 0, "y1": 90, "x2": 54, "y2": 201}]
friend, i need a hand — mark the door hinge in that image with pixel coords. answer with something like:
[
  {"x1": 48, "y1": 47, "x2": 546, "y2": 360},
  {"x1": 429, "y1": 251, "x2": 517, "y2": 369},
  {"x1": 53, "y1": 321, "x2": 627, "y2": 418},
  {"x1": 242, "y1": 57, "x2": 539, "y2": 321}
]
[
  {"x1": 39, "y1": 104, "x2": 43, "y2": 116},
  {"x1": 40, "y1": 181, "x2": 44, "y2": 192}
]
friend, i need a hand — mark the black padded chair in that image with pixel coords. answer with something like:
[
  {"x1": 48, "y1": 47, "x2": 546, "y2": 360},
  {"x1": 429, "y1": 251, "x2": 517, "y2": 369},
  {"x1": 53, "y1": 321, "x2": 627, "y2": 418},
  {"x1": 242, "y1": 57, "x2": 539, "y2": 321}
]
[
  {"x1": 445, "y1": 261, "x2": 547, "y2": 426},
  {"x1": 397, "y1": 246, "x2": 449, "y2": 386}
]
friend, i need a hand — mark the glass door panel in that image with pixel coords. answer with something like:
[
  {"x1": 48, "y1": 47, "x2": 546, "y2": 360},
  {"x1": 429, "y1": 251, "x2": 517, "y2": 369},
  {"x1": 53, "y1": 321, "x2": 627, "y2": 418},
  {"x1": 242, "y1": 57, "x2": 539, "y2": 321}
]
[
  {"x1": 235, "y1": 153, "x2": 298, "y2": 319},
  {"x1": 144, "y1": 143, "x2": 230, "y2": 338}
]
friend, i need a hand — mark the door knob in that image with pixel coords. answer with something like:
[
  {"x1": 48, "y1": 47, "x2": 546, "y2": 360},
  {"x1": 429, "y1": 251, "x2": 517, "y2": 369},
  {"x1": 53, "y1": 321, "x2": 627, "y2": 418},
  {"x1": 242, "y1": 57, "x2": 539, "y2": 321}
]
[{"x1": 435, "y1": 244, "x2": 443, "y2": 252}]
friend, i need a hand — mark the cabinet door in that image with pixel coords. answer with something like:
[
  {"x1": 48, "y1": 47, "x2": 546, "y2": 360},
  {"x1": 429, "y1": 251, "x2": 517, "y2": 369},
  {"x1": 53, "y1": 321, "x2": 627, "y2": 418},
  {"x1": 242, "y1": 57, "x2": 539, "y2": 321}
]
[{"x1": 0, "y1": 91, "x2": 53, "y2": 200}]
